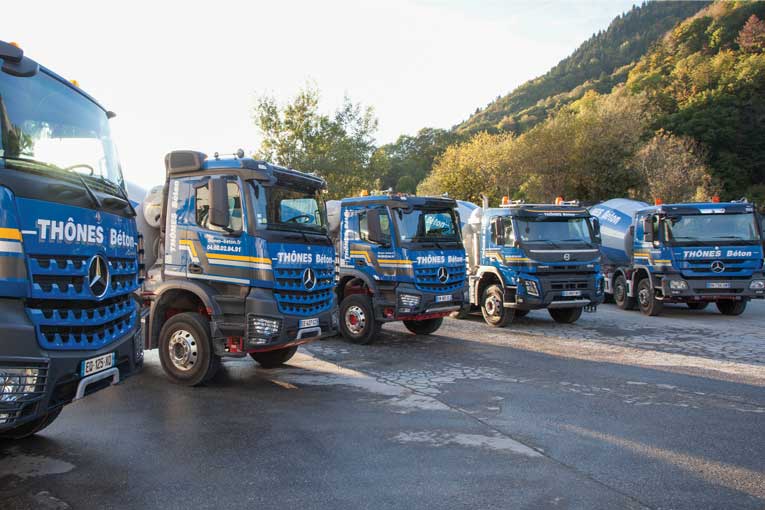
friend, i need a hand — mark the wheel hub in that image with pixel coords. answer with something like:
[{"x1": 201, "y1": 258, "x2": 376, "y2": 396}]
[
  {"x1": 345, "y1": 305, "x2": 366, "y2": 335},
  {"x1": 485, "y1": 295, "x2": 502, "y2": 316},
  {"x1": 168, "y1": 329, "x2": 198, "y2": 371},
  {"x1": 639, "y1": 288, "x2": 649, "y2": 307}
]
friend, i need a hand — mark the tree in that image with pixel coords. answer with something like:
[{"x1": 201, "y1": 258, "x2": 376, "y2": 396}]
[
  {"x1": 629, "y1": 130, "x2": 716, "y2": 203},
  {"x1": 252, "y1": 85, "x2": 378, "y2": 198},
  {"x1": 738, "y1": 15, "x2": 765, "y2": 53}
]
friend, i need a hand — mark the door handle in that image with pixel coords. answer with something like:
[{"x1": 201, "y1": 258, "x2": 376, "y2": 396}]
[{"x1": 188, "y1": 263, "x2": 203, "y2": 274}]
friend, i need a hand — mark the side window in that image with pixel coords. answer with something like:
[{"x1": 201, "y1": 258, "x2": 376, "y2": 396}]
[
  {"x1": 503, "y1": 220, "x2": 514, "y2": 245},
  {"x1": 358, "y1": 210, "x2": 392, "y2": 244},
  {"x1": 195, "y1": 180, "x2": 243, "y2": 232},
  {"x1": 652, "y1": 215, "x2": 660, "y2": 241}
]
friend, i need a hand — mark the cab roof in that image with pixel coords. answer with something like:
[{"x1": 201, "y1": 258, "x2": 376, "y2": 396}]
[
  {"x1": 486, "y1": 203, "x2": 591, "y2": 218},
  {"x1": 340, "y1": 194, "x2": 457, "y2": 209},
  {"x1": 164, "y1": 150, "x2": 326, "y2": 188},
  {"x1": 638, "y1": 201, "x2": 754, "y2": 216}
]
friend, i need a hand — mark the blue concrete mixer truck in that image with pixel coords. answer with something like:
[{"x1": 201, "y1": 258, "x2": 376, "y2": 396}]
[
  {"x1": 138, "y1": 151, "x2": 338, "y2": 385},
  {"x1": 590, "y1": 198, "x2": 764, "y2": 316},
  {"x1": 457, "y1": 197, "x2": 604, "y2": 326},
  {"x1": 0, "y1": 41, "x2": 143, "y2": 439},
  {"x1": 327, "y1": 193, "x2": 467, "y2": 344}
]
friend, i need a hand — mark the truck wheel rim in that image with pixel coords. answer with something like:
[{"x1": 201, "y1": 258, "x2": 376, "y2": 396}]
[
  {"x1": 638, "y1": 288, "x2": 650, "y2": 307},
  {"x1": 345, "y1": 306, "x2": 366, "y2": 335},
  {"x1": 168, "y1": 329, "x2": 198, "y2": 371},
  {"x1": 485, "y1": 295, "x2": 501, "y2": 316},
  {"x1": 615, "y1": 282, "x2": 625, "y2": 302}
]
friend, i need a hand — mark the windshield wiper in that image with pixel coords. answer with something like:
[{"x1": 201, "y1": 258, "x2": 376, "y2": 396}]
[
  {"x1": 94, "y1": 174, "x2": 135, "y2": 217},
  {"x1": 73, "y1": 172, "x2": 102, "y2": 209}
]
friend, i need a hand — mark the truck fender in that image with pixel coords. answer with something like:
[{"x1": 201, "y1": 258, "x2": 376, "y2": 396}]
[
  {"x1": 337, "y1": 268, "x2": 380, "y2": 296},
  {"x1": 472, "y1": 266, "x2": 506, "y2": 304},
  {"x1": 147, "y1": 279, "x2": 222, "y2": 350}
]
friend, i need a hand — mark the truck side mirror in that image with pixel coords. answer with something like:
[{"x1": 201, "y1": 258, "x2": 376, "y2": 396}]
[
  {"x1": 366, "y1": 209, "x2": 388, "y2": 246},
  {"x1": 591, "y1": 217, "x2": 601, "y2": 241},
  {"x1": 642, "y1": 216, "x2": 654, "y2": 243},
  {"x1": 490, "y1": 217, "x2": 505, "y2": 246},
  {"x1": 208, "y1": 177, "x2": 230, "y2": 229}
]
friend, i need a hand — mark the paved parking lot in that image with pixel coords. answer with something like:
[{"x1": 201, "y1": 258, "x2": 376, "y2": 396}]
[{"x1": 2, "y1": 301, "x2": 764, "y2": 510}]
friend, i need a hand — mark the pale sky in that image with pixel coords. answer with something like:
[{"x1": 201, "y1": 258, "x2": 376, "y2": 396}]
[{"x1": 5, "y1": 0, "x2": 636, "y2": 188}]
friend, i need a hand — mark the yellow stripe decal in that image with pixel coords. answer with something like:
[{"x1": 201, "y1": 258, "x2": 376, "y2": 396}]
[
  {"x1": 179, "y1": 239, "x2": 198, "y2": 257},
  {"x1": 0, "y1": 228, "x2": 22, "y2": 241},
  {"x1": 206, "y1": 253, "x2": 272, "y2": 264}
]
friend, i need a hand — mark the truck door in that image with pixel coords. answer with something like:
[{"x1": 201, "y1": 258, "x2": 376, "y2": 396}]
[
  {"x1": 353, "y1": 207, "x2": 397, "y2": 280},
  {"x1": 186, "y1": 175, "x2": 253, "y2": 295}
]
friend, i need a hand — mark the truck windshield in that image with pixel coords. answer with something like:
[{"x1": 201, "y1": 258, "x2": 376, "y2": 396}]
[
  {"x1": 0, "y1": 69, "x2": 124, "y2": 193},
  {"x1": 260, "y1": 184, "x2": 327, "y2": 234},
  {"x1": 515, "y1": 217, "x2": 595, "y2": 245},
  {"x1": 664, "y1": 213, "x2": 760, "y2": 245},
  {"x1": 394, "y1": 207, "x2": 460, "y2": 243}
]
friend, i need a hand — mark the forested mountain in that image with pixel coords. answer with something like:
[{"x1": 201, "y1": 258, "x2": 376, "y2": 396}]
[{"x1": 455, "y1": 1, "x2": 708, "y2": 136}]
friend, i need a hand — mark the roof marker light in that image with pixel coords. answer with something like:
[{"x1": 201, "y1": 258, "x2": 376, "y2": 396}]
[
  {"x1": 9, "y1": 42, "x2": 20, "y2": 48},
  {"x1": 555, "y1": 196, "x2": 564, "y2": 205},
  {"x1": 711, "y1": 195, "x2": 720, "y2": 203},
  {"x1": 70, "y1": 79, "x2": 80, "y2": 87},
  {"x1": 655, "y1": 198, "x2": 663, "y2": 205},
  {"x1": 360, "y1": 190, "x2": 369, "y2": 197},
  {"x1": 501, "y1": 196, "x2": 509, "y2": 206}
]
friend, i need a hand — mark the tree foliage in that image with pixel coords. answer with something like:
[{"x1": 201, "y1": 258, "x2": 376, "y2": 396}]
[{"x1": 253, "y1": 85, "x2": 378, "y2": 198}]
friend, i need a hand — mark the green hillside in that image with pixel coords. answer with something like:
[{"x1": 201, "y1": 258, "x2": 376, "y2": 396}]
[{"x1": 455, "y1": 1, "x2": 708, "y2": 136}]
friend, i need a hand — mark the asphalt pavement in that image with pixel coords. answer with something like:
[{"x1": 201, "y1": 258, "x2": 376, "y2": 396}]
[{"x1": 1, "y1": 301, "x2": 764, "y2": 510}]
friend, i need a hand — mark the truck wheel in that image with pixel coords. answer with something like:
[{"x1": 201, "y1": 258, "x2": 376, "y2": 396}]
[
  {"x1": 613, "y1": 274, "x2": 636, "y2": 310},
  {"x1": 340, "y1": 294, "x2": 381, "y2": 344},
  {"x1": 687, "y1": 302, "x2": 709, "y2": 311},
  {"x1": 548, "y1": 307, "x2": 583, "y2": 323},
  {"x1": 481, "y1": 284, "x2": 513, "y2": 327},
  {"x1": 0, "y1": 408, "x2": 62, "y2": 440},
  {"x1": 636, "y1": 278, "x2": 663, "y2": 316},
  {"x1": 403, "y1": 318, "x2": 443, "y2": 335},
  {"x1": 250, "y1": 346, "x2": 298, "y2": 368},
  {"x1": 716, "y1": 300, "x2": 747, "y2": 316},
  {"x1": 158, "y1": 312, "x2": 221, "y2": 386}
]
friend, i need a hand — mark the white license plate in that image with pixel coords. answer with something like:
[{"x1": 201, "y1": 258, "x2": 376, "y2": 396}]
[
  {"x1": 707, "y1": 282, "x2": 731, "y2": 289},
  {"x1": 81, "y1": 352, "x2": 115, "y2": 377},
  {"x1": 436, "y1": 294, "x2": 453, "y2": 303},
  {"x1": 562, "y1": 290, "x2": 582, "y2": 297},
  {"x1": 299, "y1": 317, "x2": 320, "y2": 328}
]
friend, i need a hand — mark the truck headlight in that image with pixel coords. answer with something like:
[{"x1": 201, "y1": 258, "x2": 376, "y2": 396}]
[
  {"x1": 669, "y1": 280, "x2": 688, "y2": 290},
  {"x1": 0, "y1": 368, "x2": 38, "y2": 402},
  {"x1": 247, "y1": 316, "x2": 281, "y2": 345},
  {"x1": 399, "y1": 294, "x2": 421, "y2": 307},
  {"x1": 749, "y1": 280, "x2": 765, "y2": 290},
  {"x1": 523, "y1": 280, "x2": 539, "y2": 297}
]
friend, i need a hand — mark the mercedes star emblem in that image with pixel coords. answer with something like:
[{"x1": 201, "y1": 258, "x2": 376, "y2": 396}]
[
  {"x1": 437, "y1": 266, "x2": 449, "y2": 284},
  {"x1": 88, "y1": 254, "x2": 110, "y2": 298},
  {"x1": 302, "y1": 267, "x2": 317, "y2": 290},
  {"x1": 710, "y1": 260, "x2": 725, "y2": 273}
]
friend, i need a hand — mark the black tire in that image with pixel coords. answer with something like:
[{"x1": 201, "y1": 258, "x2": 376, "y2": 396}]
[
  {"x1": 687, "y1": 302, "x2": 709, "y2": 311},
  {"x1": 250, "y1": 346, "x2": 298, "y2": 368},
  {"x1": 481, "y1": 284, "x2": 513, "y2": 327},
  {"x1": 636, "y1": 278, "x2": 663, "y2": 316},
  {"x1": 158, "y1": 312, "x2": 221, "y2": 386},
  {"x1": 716, "y1": 300, "x2": 747, "y2": 316},
  {"x1": 0, "y1": 407, "x2": 62, "y2": 440},
  {"x1": 339, "y1": 294, "x2": 381, "y2": 344},
  {"x1": 403, "y1": 318, "x2": 443, "y2": 335},
  {"x1": 548, "y1": 307, "x2": 583, "y2": 324},
  {"x1": 613, "y1": 274, "x2": 636, "y2": 310},
  {"x1": 514, "y1": 309, "x2": 530, "y2": 318}
]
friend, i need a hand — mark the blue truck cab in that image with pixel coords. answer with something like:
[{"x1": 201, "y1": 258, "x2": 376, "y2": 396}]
[
  {"x1": 591, "y1": 198, "x2": 764, "y2": 316},
  {"x1": 459, "y1": 198, "x2": 604, "y2": 326},
  {"x1": 140, "y1": 151, "x2": 338, "y2": 385},
  {"x1": 327, "y1": 193, "x2": 467, "y2": 344},
  {"x1": 0, "y1": 41, "x2": 143, "y2": 439}
]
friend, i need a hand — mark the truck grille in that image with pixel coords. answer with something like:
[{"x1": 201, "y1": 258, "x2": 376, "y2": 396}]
[
  {"x1": 550, "y1": 280, "x2": 590, "y2": 291},
  {"x1": 414, "y1": 265, "x2": 466, "y2": 293},
  {"x1": 0, "y1": 361, "x2": 49, "y2": 427},
  {"x1": 273, "y1": 267, "x2": 334, "y2": 316},
  {"x1": 25, "y1": 254, "x2": 139, "y2": 350}
]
